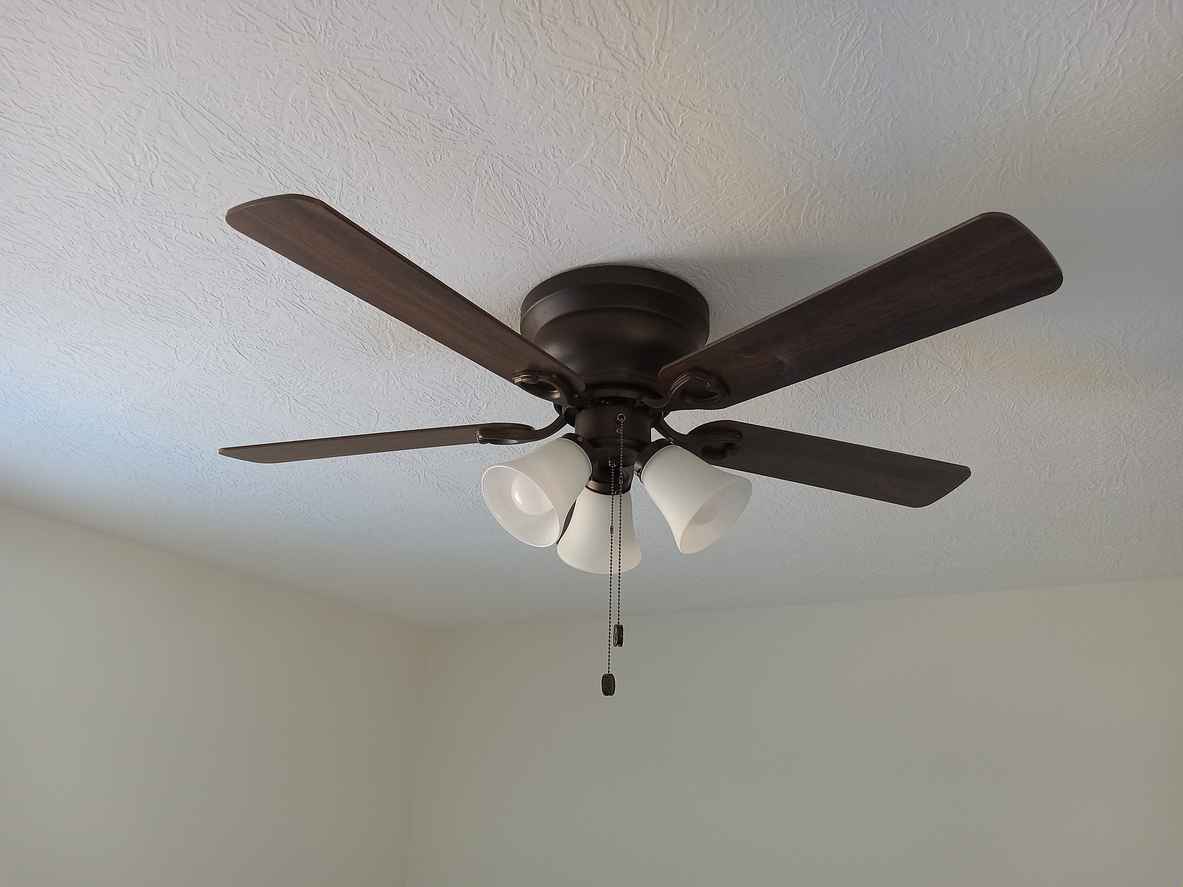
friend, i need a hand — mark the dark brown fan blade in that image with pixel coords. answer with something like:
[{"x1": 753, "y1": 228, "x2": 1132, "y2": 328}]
[
  {"x1": 684, "y1": 420, "x2": 970, "y2": 507},
  {"x1": 226, "y1": 195, "x2": 583, "y2": 397},
  {"x1": 660, "y1": 213, "x2": 1062, "y2": 409},
  {"x1": 219, "y1": 423, "x2": 532, "y2": 464}
]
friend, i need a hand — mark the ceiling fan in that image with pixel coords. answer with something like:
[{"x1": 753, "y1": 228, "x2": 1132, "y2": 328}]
[{"x1": 219, "y1": 195, "x2": 1063, "y2": 573}]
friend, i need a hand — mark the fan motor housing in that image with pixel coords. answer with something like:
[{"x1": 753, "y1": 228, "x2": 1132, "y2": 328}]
[{"x1": 520, "y1": 265, "x2": 709, "y2": 397}]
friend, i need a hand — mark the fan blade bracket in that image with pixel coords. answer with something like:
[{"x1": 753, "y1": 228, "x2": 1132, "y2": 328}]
[
  {"x1": 687, "y1": 425, "x2": 743, "y2": 460},
  {"x1": 666, "y1": 369, "x2": 730, "y2": 409},
  {"x1": 511, "y1": 371, "x2": 580, "y2": 405},
  {"x1": 477, "y1": 415, "x2": 569, "y2": 445},
  {"x1": 641, "y1": 368, "x2": 729, "y2": 410},
  {"x1": 653, "y1": 415, "x2": 742, "y2": 458}
]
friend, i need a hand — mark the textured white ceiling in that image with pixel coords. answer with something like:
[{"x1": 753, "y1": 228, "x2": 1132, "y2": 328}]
[{"x1": 2, "y1": 0, "x2": 1181, "y2": 621}]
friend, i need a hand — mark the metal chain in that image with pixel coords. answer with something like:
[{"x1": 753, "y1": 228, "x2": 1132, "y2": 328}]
[
  {"x1": 603, "y1": 413, "x2": 628, "y2": 695},
  {"x1": 614, "y1": 414, "x2": 624, "y2": 635},
  {"x1": 605, "y1": 413, "x2": 626, "y2": 680},
  {"x1": 606, "y1": 450, "x2": 615, "y2": 674}
]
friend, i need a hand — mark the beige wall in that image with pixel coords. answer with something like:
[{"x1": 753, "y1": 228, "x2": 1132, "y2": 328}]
[
  {"x1": 3, "y1": 503, "x2": 1181, "y2": 887},
  {"x1": 407, "y1": 580, "x2": 1183, "y2": 887},
  {"x1": 0, "y1": 505, "x2": 421, "y2": 887}
]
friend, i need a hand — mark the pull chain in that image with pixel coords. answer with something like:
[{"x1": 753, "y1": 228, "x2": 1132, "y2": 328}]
[
  {"x1": 613, "y1": 413, "x2": 624, "y2": 650},
  {"x1": 604, "y1": 452, "x2": 615, "y2": 693},
  {"x1": 602, "y1": 412, "x2": 626, "y2": 697}
]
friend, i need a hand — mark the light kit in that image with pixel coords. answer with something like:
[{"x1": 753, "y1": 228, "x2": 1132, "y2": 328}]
[{"x1": 481, "y1": 430, "x2": 750, "y2": 572}]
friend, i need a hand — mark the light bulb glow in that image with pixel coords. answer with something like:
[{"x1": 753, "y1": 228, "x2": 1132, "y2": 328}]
[{"x1": 509, "y1": 475, "x2": 549, "y2": 515}]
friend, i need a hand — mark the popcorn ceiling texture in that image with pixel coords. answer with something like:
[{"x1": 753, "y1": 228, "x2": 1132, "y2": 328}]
[{"x1": 1, "y1": 0, "x2": 1181, "y2": 621}]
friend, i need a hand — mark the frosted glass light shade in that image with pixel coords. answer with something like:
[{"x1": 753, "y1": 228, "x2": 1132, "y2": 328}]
[
  {"x1": 557, "y1": 488, "x2": 641, "y2": 574},
  {"x1": 481, "y1": 438, "x2": 591, "y2": 546},
  {"x1": 639, "y1": 444, "x2": 751, "y2": 554}
]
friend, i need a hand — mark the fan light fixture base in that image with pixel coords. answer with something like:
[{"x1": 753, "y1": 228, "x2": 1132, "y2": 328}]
[{"x1": 520, "y1": 264, "x2": 710, "y2": 395}]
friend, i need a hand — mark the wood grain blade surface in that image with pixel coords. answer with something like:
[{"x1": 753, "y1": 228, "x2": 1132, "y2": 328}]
[
  {"x1": 661, "y1": 213, "x2": 1062, "y2": 409},
  {"x1": 219, "y1": 423, "x2": 532, "y2": 464},
  {"x1": 685, "y1": 420, "x2": 970, "y2": 507},
  {"x1": 226, "y1": 194, "x2": 583, "y2": 393}
]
